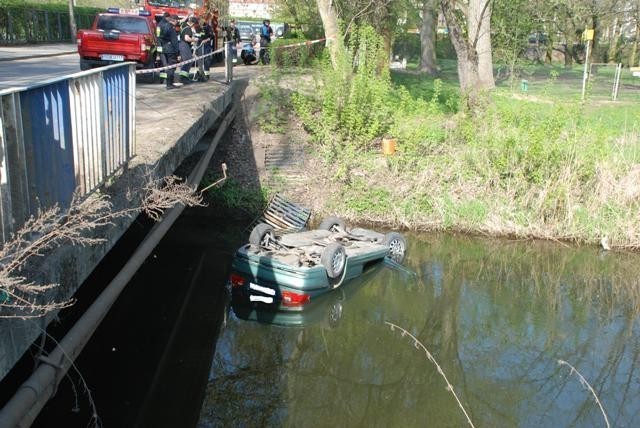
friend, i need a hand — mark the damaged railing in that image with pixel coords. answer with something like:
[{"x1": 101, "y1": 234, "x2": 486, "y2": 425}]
[{"x1": 0, "y1": 63, "x2": 136, "y2": 244}]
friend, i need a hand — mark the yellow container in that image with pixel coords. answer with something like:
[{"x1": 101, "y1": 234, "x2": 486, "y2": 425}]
[{"x1": 382, "y1": 138, "x2": 396, "y2": 155}]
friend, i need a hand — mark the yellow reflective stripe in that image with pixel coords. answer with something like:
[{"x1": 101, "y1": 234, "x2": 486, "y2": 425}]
[
  {"x1": 157, "y1": 46, "x2": 163, "y2": 52},
  {"x1": 179, "y1": 71, "x2": 189, "y2": 77},
  {"x1": 159, "y1": 72, "x2": 167, "y2": 78}
]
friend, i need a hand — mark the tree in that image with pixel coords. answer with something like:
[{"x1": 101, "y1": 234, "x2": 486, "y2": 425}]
[
  {"x1": 316, "y1": 0, "x2": 342, "y2": 67},
  {"x1": 419, "y1": 0, "x2": 439, "y2": 74},
  {"x1": 68, "y1": 0, "x2": 77, "y2": 39},
  {"x1": 439, "y1": 0, "x2": 495, "y2": 107}
]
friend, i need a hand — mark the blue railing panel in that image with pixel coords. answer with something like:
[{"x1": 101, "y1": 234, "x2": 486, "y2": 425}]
[
  {"x1": 20, "y1": 80, "x2": 76, "y2": 209},
  {"x1": 0, "y1": 63, "x2": 136, "y2": 244}
]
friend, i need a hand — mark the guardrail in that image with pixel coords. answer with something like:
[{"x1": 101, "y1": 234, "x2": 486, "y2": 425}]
[{"x1": 0, "y1": 63, "x2": 136, "y2": 244}]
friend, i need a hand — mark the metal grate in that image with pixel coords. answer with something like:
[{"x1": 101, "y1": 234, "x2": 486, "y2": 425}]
[{"x1": 247, "y1": 193, "x2": 311, "y2": 234}]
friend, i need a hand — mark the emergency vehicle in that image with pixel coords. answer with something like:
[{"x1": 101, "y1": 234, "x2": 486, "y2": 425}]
[
  {"x1": 76, "y1": 8, "x2": 158, "y2": 71},
  {"x1": 136, "y1": 0, "x2": 220, "y2": 49}
]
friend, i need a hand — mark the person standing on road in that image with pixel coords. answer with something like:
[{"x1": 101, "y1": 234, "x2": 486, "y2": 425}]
[
  {"x1": 158, "y1": 13, "x2": 182, "y2": 90},
  {"x1": 259, "y1": 19, "x2": 273, "y2": 65},
  {"x1": 226, "y1": 19, "x2": 241, "y2": 63},
  {"x1": 179, "y1": 17, "x2": 197, "y2": 83},
  {"x1": 200, "y1": 16, "x2": 214, "y2": 80}
]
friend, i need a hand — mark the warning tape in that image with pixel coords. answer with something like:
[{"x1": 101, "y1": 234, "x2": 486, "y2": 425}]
[
  {"x1": 135, "y1": 37, "x2": 329, "y2": 75},
  {"x1": 135, "y1": 46, "x2": 225, "y2": 75}
]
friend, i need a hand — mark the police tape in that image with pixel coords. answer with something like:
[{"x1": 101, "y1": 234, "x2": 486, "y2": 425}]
[
  {"x1": 135, "y1": 37, "x2": 329, "y2": 75},
  {"x1": 135, "y1": 46, "x2": 225, "y2": 75}
]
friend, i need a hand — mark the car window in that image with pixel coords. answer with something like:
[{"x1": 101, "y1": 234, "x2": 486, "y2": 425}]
[{"x1": 97, "y1": 16, "x2": 149, "y2": 34}]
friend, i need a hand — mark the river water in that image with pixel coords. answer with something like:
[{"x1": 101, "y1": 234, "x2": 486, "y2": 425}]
[{"x1": 199, "y1": 232, "x2": 640, "y2": 427}]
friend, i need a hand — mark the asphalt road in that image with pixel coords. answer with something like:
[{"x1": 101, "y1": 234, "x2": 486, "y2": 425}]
[{"x1": 0, "y1": 53, "x2": 80, "y2": 90}]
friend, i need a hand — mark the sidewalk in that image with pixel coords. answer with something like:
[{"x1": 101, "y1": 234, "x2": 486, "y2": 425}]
[{"x1": 0, "y1": 43, "x2": 77, "y2": 62}]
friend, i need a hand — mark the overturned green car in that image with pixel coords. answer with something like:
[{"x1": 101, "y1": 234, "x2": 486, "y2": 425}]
[{"x1": 229, "y1": 217, "x2": 407, "y2": 311}]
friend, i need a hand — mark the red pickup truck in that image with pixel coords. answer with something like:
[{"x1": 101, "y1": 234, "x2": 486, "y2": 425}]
[{"x1": 77, "y1": 8, "x2": 158, "y2": 71}]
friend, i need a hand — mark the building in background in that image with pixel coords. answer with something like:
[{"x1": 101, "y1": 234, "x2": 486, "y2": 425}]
[{"x1": 229, "y1": 0, "x2": 274, "y2": 19}]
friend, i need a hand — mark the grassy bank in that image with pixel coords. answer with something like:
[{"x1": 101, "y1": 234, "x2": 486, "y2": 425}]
[{"x1": 243, "y1": 28, "x2": 640, "y2": 250}]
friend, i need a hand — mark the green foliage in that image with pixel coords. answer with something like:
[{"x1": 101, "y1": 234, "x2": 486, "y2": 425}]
[
  {"x1": 204, "y1": 179, "x2": 266, "y2": 216},
  {"x1": 392, "y1": 32, "x2": 420, "y2": 62},
  {"x1": 342, "y1": 178, "x2": 393, "y2": 215},
  {"x1": 255, "y1": 80, "x2": 291, "y2": 134},
  {"x1": 270, "y1": 35, "x2": 324, "y2": 68},
  {"x1": 292, "y1": 25, "x2": 396, "y2": 149},
  {"x1": 0, "y1": 1, "x2": 100, "y2": 42}
]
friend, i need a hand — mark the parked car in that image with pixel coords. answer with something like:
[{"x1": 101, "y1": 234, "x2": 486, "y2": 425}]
[
  {"x1": 237, "y1": 23, "x2": 254, "y2": 42},
  {"x1": 228, "y1": 217, "x2": 407, "y2": 311}
]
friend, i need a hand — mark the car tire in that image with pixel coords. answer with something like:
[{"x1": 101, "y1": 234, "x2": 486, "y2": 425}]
[
  {"x1": 321, "y1": 242, "x2": 346, "y2": 279},
  {"x1": 318, "y1": 216, "x2": 346, "y2": 232},
  {"x1": 249, "y1": 223, "x2": 275, "y2": 247},
  {"x1": 80, "y1": 59, "x2": 91, "y2": 71},
  {"x1": 382, "y1": 232, "x2": 407, "y2": 263}
]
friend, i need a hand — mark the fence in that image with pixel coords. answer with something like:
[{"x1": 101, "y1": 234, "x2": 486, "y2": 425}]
[
  {"x1": 0, "y1": 8, "x2": 95, "y2": 44},
  {"x1": 0, "y1": 63, "x2": 136, "y2": 244}
]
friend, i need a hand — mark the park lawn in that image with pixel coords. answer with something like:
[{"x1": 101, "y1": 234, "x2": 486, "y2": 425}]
[{"x1": 283, "y1": 59, "x2": 640, "y2": 249}]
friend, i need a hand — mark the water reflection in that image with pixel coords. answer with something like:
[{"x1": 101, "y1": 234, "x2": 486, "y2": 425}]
[{"x1": 199, "y1": 233, "x2": 640, "y2": 427}]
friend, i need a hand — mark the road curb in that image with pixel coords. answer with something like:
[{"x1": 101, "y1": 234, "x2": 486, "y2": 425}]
[{"x1": 0, "y1": 50, "x2": 77, "y2": 62}]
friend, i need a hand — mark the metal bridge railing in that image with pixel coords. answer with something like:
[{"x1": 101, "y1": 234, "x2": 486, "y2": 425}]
[{"x1": 0, "y1": 63, "x2": 136, "y2": 244}]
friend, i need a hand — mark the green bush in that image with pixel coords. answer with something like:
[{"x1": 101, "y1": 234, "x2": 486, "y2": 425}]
[
  {"x1": 270, "y1": 34, "x2": 324, "y2": 67},
  {"x1": 0, "y1": 1, "x2": 100, "y2": 43},
  {"x1": 292, "y1": 25, "x2": 396, "y2": 149}
]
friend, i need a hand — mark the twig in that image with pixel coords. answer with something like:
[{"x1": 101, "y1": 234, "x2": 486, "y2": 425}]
[
  {"x1": 385, "y1": 321, "x2": 475, "y2": 428},
  {"x1": 557, "y1": 359, "x2": 610, "y2": 428}
]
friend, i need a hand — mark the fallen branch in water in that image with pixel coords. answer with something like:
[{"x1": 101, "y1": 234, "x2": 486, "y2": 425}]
[
  {"x1": 558, "y1": 359, "x2": 610, "y2": 428},
  {"x1": 385, "y1": 321, "x2": 475, "y2": 428}
]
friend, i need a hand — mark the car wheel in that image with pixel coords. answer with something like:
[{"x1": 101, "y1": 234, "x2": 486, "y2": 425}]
[
  {"x1": 321, "y1": 242, "x2": 346, "y2": 279},
  {"x1": 327, "y1": 301, "x2": 343, "y2": 328},
  {"x1": 382, "y1": 232, "x2": 407, "y2": 263},
  {"x1": 80, "y1": 59, "x2": 91, "y2": 71},
  {"x1": 249, "y1": 223, "x2": 275, "y2": 247},
  {"x1": 318, "y1": 216, "x2": 346, "y2": 232}
]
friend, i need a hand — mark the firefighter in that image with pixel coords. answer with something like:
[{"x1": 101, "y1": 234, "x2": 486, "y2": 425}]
[
  {"x1": 157, "y1": 13, "x2": 182, "y2": 90},
  {"x1": 200, "y1": 16, "x2": 214, "y2": 80},
  {"x1": 178, "y1": 17, "x2": 198, "y2": 83}
]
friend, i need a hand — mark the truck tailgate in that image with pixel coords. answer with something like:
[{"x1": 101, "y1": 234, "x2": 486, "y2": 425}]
[{"x1": 79, "y1": 31, "x2": 143, "y2": 60}]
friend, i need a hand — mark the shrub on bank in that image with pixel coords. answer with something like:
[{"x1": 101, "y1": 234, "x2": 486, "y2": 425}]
[
  {"x1": 279, "y1": 26, "x2": 640, "y2": 249},
  {"x1": 0, "y1": 0, "x2": 100, "y2": 43}
]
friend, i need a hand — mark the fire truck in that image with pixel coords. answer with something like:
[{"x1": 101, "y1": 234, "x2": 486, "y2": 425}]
[{"x1": 135, "y1": 0, "x2": 220, "y2": 48}]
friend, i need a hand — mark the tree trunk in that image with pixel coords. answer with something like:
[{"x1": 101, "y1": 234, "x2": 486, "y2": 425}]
[
  {"x1": 316, "y1": 0, "x2": 341, "y2": 69},
  {"x1": 607, "y1": 18, "x2": 618, "y2": 63},
  {"x1": 440, "y1": 0, "x2": 480, "y2": 108},
  {"x1": 418, "y1": 0, "x2": 438, "y2": 75},
  {"x1": 630, "y1": 23, "x2": 638, "y2": 67},
  {"x1": 469, "y1": 0, "x2": 494, "y2": 89},
  {"x1": 68, "y1": 0, "x2": 76, "y2": 39}
]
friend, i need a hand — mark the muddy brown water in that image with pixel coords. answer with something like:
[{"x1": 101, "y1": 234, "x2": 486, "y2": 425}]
[{"x1": 199, "y1": 233, "x2": 640, "y2": 427}]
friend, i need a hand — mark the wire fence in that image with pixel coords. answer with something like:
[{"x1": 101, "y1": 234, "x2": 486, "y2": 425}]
[{"x1": 513, "y1": 63, "x2": 640, "y2": 103}]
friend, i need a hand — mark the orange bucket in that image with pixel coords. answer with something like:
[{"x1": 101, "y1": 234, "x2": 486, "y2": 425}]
[{"x1": 382, "y1": 138, "x2": 396, "y2": 155}]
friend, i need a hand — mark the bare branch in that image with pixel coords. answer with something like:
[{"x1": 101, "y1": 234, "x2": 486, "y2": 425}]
[{"x1": 558, "y1": 359, "x2": 611, "y2": 428}]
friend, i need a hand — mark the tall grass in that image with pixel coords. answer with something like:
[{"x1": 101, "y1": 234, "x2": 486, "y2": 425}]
[{"x1": 277, "y1": 29, "x2": 640, "y2": 249}]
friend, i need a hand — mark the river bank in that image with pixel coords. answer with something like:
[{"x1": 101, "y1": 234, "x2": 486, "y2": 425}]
[{"x1": 204, "y1": 67, "x2": 640, "y2": 252}]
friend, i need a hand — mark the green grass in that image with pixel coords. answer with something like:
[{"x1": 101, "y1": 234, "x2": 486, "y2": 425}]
[{"x1": 281, "y1": 49, "x2": 640, "y2": 248}]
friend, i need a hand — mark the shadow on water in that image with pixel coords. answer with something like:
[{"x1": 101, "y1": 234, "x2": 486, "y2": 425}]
[
  {"x1": 200, "y1": 232, "x2": 640, "y2": 427},
  {"x1": 0, "y1": 77, "x2": 268, "y2": 428}
]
